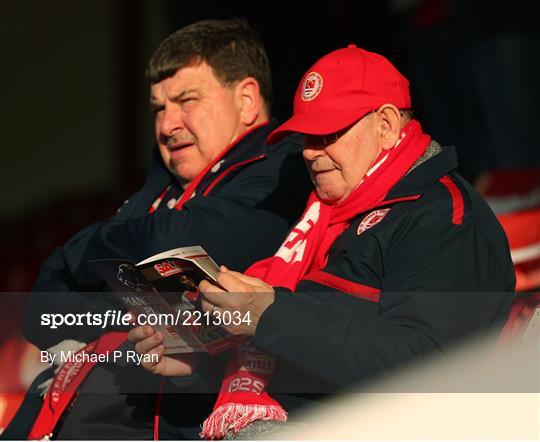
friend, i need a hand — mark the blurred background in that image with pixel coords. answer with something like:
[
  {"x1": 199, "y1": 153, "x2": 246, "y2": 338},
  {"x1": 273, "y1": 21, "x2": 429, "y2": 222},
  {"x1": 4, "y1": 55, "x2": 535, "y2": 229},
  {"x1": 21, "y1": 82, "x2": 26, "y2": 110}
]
[{"x1": 1, "y1": 0, "x2": 539, "y2": 433}]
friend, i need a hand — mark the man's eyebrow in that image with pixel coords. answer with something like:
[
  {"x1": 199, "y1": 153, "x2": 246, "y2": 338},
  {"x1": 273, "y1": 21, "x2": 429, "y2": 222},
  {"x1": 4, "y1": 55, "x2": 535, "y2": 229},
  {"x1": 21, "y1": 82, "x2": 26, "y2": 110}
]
[
  {"x1": 149, "y1": 88, "x2": 199, "y2": 107},
  {"x1": 171, "y1": 88, "x2": 199, "y2": 100},
  {"x1": 149, "y1": 95, "x2": 162, "y2": 108}
]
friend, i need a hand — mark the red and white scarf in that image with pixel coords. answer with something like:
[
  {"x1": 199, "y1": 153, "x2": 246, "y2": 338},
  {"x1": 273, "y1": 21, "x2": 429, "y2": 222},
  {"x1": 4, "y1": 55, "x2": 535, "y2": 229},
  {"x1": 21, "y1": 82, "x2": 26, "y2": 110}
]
[{"x1": 201, "y1": 119, "x2": 431, "y2": 439}]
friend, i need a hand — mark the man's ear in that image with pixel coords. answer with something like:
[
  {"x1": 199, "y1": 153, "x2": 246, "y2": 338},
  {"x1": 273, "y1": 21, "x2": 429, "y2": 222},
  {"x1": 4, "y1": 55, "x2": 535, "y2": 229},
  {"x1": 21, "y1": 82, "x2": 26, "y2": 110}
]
[
  {"x1": 377, "y1": 104, "x2": 402, "y2": 151},
  {"x1": 236, "y1": 77, "x2": 264, "y2": 126}
]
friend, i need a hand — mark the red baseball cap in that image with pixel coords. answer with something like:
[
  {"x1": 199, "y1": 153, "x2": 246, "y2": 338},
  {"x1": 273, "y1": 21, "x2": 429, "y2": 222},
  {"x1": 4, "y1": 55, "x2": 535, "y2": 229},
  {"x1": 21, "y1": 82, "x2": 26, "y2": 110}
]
[{"x1": 267, "y1": 44, "x2": 411, "y2": 145}]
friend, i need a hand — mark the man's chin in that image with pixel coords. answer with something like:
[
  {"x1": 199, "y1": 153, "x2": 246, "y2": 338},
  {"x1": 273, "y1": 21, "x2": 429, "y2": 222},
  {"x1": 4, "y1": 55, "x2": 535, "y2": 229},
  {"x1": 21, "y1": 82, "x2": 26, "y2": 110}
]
[
  {"x1": 315, "y1": 186, "x2": 346, "y2": 205},
  {"x1": 315, "y1": 190, "x2": 337, "y2": 204},
  {"x1": 170, "y1": 166, "x2": 202, "y2": 189}
]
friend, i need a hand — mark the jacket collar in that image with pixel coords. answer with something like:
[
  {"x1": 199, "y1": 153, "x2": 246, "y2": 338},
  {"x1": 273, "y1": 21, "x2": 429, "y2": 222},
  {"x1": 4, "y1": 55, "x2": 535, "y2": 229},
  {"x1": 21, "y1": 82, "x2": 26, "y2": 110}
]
[
  {"x1": 385, "y1": 145, "x2": 459, "y2": 200},
  {"x1": 193, "y1": 119, "x2": 278, "y2": 196}
]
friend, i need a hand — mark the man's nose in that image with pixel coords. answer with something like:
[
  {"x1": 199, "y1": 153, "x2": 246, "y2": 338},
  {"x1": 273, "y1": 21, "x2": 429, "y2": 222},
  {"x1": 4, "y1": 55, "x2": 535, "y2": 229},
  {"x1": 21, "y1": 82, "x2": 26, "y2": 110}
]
[
  {"x1": 160, "y1": 106, "x2": 185, "y2": 137},
  {"x1": 302, "y1": 145, "x2": 324, "y2": 162}
]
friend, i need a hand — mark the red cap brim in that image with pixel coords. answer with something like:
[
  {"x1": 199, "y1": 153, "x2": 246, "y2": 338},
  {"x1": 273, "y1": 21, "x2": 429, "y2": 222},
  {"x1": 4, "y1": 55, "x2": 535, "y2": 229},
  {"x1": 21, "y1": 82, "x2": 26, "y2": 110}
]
[{"x1": 266, "y1": 108, "x2": 371, "y2": 145}]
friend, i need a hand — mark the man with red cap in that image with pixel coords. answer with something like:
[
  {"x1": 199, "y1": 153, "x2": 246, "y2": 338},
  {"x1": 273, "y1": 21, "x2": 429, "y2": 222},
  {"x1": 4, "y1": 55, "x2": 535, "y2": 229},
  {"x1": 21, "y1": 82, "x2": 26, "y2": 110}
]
[{"x1": 131, "y1": 44, "x2": 516, "y2": 439}]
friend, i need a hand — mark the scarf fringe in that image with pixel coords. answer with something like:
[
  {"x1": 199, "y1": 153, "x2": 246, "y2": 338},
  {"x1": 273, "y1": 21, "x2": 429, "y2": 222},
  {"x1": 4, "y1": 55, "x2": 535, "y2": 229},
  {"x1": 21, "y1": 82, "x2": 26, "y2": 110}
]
[
  {"x1": 200, "y1": 403, "x2": 288, "y2": 440},
  {"x1": 37, "y1": 340, "x2": 87, "y2": 397}
]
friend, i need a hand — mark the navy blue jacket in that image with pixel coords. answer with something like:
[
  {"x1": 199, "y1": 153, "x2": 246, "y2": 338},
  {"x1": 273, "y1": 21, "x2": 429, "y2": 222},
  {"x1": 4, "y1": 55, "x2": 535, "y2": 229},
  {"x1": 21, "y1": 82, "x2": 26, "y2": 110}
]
[
  {"x1": 24, "y1": 122, "x2": 312, "y2": 349},
  {"x1": 254, "y1": 146, "x2": 515, "y2": 398}
]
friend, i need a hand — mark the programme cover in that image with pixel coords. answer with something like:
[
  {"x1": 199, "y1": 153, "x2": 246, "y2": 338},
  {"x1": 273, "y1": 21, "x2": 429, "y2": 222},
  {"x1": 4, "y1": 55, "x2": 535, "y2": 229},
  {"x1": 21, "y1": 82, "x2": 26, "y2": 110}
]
[{"x1": 93, "y1": 246, "x2": 241, "y2": 354}]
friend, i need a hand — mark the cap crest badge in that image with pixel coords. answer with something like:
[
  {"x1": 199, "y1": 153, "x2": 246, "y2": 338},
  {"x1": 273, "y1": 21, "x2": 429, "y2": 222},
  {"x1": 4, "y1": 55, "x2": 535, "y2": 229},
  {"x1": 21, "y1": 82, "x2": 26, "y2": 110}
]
[{"x1": 301, "y1": 71, "x2": 323, "y2": 101}]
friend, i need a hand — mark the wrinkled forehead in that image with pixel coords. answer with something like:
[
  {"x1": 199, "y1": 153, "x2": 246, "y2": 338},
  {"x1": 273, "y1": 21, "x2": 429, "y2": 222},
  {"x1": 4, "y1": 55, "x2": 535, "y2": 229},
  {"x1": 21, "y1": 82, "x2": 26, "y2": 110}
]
[{"x1": 149, "y1": 61, "x2": 224, "y2": 101}]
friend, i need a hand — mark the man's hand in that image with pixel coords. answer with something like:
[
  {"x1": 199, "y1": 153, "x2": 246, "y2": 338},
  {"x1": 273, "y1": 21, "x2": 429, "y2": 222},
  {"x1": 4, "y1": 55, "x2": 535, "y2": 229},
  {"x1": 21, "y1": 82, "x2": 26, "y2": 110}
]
[
  {"x1": 127, "y1": 325, "x2": 199, "y2": 376},
  {"x1": 199, "y1": 266, "x2": 274, "y2": 336}
]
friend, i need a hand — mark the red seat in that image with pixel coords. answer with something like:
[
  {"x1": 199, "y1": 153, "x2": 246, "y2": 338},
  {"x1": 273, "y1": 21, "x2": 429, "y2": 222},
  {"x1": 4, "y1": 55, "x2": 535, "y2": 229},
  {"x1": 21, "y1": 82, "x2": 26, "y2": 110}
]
[
  {"x1": 484, "y1": 168, "x2": 540, "y2": 343},
  {"x1": 497, "y1": 208, "x2": 540, "y2": 292}
]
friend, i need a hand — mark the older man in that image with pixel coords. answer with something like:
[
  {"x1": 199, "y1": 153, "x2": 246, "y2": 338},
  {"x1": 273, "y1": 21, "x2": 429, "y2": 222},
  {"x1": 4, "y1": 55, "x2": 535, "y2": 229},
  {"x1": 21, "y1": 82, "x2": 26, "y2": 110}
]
[
  {"x1": 133, "y1": 44, "x2": 515, "y2": 439},
  {"x1": 18, "y1": 19, "x2": 310, "y2": 440}
]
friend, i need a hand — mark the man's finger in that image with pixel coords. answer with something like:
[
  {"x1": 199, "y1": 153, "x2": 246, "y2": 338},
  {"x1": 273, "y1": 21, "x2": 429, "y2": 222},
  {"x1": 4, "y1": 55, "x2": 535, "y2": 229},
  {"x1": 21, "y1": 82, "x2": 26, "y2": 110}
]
[
  {"x1": 199, "y1": 279, "x2": 226, "y2": 294},
  {"x1": 128, "y1": 325, "x2": 154, "y2": 343},
  {"x1": 223, "y1": 271, "x2": 270, "y2": 288},
  {"x1": 134, "y1": 331, "x2": 163, "y2": 355},
  {"x1": 141, "y1": 344, "x2": 164, "y2": 371},
  {"x1": 200, "y1": 297, "x2": 221, "y2": 314},
  {"x1": 215, "y1": 271, "x2": 252, "y2": 292},
  {"x1": 200, "y1": 289, "x2": 232, "y2": 310}
]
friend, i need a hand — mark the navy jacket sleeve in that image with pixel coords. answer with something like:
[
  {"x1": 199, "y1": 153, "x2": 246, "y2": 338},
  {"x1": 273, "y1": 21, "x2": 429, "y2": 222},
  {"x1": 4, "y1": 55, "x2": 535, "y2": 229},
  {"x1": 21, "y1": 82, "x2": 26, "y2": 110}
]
[
  {"x1": 24, "y1": 187, "x2": 162, "y2": 348},
  {"x1": 30, "y1": 147, "x2": 170, "y2": 292}
]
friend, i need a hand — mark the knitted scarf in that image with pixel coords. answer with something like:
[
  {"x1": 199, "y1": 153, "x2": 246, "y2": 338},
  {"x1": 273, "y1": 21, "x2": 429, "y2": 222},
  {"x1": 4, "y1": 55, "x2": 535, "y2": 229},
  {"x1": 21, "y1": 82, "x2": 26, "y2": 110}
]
[{"x1": 200, "y1": 119, "x2": 431, "y2": 439}]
